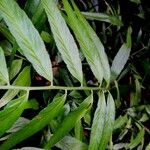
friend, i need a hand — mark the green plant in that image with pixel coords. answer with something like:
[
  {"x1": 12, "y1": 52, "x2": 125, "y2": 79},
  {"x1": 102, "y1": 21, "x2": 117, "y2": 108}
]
[{"x1": 0, "y1": 0, "x2": 149, "y2": 150}]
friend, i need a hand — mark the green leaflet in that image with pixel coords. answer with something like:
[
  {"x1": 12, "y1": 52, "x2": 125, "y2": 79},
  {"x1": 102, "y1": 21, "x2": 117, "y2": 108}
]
[
  {"x1": 56, "y1": 136, "x2": 88, "y2": 150},
  {"x1": 127, "y1": 128, "x2": 145, "y2": 149},
  {"x1": 98, "y1": 92, "x2": 115, "y2": 150},
  {"x1": 114, "y1": 114, "x2": 128, "y2": 130},
  {"x1": 0, "y1": 66, "x2": 31, "y2": 108},
  {"x1": 82, "y1": 12, "x2": 123, "y2": 26},
  {"x1": 0, "y1": 47, "x2": 9, "y2": 85},
  {"x1": 42, "y1": 0, "x2": 83, "y2": 85},
  {"x1": 111, "y1": 28, "x2": 132, "y2": 81},
  {"x1": 0, "y1": 0, "x2": 53, "y2": 82},
  {"x1": 89, "y1": 92, "x2": 106, "y2": 150},
  {"x1": 9, "y1": 59, "x2": 23, "y2": 80},
  {"x1": 63, "y1": 0, "x2": 110, "y2": 85},
  {"x1": 89, "y1": 92, "x2": 115, "y2": 150},
  {"x1": 0, "y1": 94, "x2": 66, "y2": 150},
  {"x1": 0, "y1": 91, "x2": 29, "y2": 137},
  {"x1": 44, "y1": 93, "x2": 93, "y2": 149}
]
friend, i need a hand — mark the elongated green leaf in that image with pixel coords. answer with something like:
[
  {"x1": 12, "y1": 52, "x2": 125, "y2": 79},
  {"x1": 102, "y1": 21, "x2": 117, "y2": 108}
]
[
  {"x1": 111, "y1": 28, "x2": 132, "y2": 81},
  {"x1": 42, "y1": 0, "x2": 83, "y2": 84},
  {"x1": 63, "y1": 0, "x2": 110, "y2": 84},
  {"x1": 0, "y1": 91, "x2": 29, "y2": 137},
  {"x1": 9, "y1": 59, "x2": 22, "y2": 80},
  {"x1": 45, "y1": 93, "x2": 93, "y2": 149},
  {"x1": 56, "y1": 136, "x2": 88, "y2": 150},
  {"x1": 127, "y1": 128, "x2": 145, "y2": 149},
  {"x1": 98, "y1": 92, "x2": 115, "y2": 150},
  {"x1": 0, "y1": 66, "x2": 31, "y2": 108},
  {"x1": 0, "y1": 0, "x2": 53, "y2": 82},
  {"x1": 89, "y1": 92, "x2": 106, "y2": 150},
  {"x1": 114, "y1": 114, "x2": 128, "y2": 130},
  {"x1": 82, "y1": 12, "x2": 123, "y2": 26},
  {"x1": 0, "y1": 47, "x2": 9, "y2": 85},
  {"x1": 0, "y1": 94, "x2": 66, "y2": 150}
]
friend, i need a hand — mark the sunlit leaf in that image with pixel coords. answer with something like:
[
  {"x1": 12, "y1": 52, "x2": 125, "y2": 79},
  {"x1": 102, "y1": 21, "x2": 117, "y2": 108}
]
[
  {"x1": 63, "y1": 0, "x2": 110, "y2": 84},
  {"x1": 0, "y1": 47, "x2": 9, "y2": 85},
  {"x1": 89, "y1": 92, "x2": 106, "y2": 150},
  {"x1": 98, "y1": 92, "x2": 115, "y2": 150},
  {"x1": 111, "y1": 27, "x2": 132, "y2": 81},
  {"x1": 0, "y1": 0, "x2": 53, "y2": 82},
  {"x1": 0, "y1": 94, "x2": 66, "y2": 150},
  {"x1": 42, "y1": 0, "x2": 83, "y2": 84}
]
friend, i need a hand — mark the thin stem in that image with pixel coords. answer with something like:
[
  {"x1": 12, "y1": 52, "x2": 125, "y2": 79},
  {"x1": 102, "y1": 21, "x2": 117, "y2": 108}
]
[{"x1": 0, "y1": 85, "x2": 104, "y2": 91}]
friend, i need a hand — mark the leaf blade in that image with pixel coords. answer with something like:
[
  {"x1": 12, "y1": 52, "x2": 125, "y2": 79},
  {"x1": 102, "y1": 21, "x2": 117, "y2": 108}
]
[
  {"x1": 89, "y1": 92, "x2": 106, "y2": 150},
  {"x1": 0, "y1": 91, "x2": 29, "y2": 137},
  {"x1": 0, "y1": 47, "x2": 9, "y2": 85},
  {"x1": 0, "y1": 94, "x2": 66, "y2": 150},
  {"x1": 0, "y1": 0, "x2": 53, "y2": 82},
  {"x1": 42, "y1": 0, "x2": 83, "y2": 84},
  {"x1": 45, "y1": 93, "x2": 93, "y2": 149}
]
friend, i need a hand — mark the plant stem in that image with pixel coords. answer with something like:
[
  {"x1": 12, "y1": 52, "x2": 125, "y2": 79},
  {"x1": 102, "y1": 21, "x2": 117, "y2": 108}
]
[{"x1": 0, "y1": 85, "x2": 104, "y2": 91}]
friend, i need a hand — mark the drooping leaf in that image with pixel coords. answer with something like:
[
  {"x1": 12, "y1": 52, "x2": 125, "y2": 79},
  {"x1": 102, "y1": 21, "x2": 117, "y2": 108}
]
[
  {"x1": 82, "y1": 12, "x2": 123, "y2": 26},
  {"x1": 44, "y1": 93, "x2": 93, "y2": 149},
  {"x1": 0, "y1": 0, "x2": 53, "y2": 82},
  {"x1": 63, "y1": 0, "x2": 110, "y2": 84},
  {"x1": 42, "y1": 0, "x2": 83, "y2": 84},
  {"x1": 0, "y1": 66, "x2": 31, "y2": 108},
  {"x1": 0, "y1": 94, "x2": 66, "y2": 150},
  {"x1": 0, "y1": 91, "x2": 29, "y2": 137},
  {"x1": 9, "y1": 59, "x2": 23, "y2": 80},
  {"x1": 111, "y1": 27, "x2": 132, "y2": 81},
  {"x1": 98, "y1": 92, "x2": 115, "y2": 150},
  {"x1": 56, "y1": 136, "x2": 88, "y2": 150},
  {"x1": 89, "y1": 92, "x2": 106, "y2": 150},
  {"x1": 0, "y1": 47, "x2": 9, "y2": 85}
]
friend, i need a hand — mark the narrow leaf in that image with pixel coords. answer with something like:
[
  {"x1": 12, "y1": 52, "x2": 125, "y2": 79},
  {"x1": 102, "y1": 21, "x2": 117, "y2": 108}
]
[
  {"x1": 0, "y1": 91, "x2": 29, "y2": 137},
  {"x1": 45, "y1": 93, "x2": 93, "y2": 149},
  {"x1": 9, "y1": 59, "x2": 23, "y2": 80},
  {"x1": 127, "y1": 128, "x2": 145, "y2": 149},
  {"x1": 89, "y1": 92, "x2": 106, "y2": 150},
  {"x1": 0, "y1": 47, "x2": 9, "y2": 85},
  {"x1": 82, "y1": 12, "x2": 123, "y2": 26},
  {"x1": 0, "y1": 94, "x2": 66, "y2": 150},
  {"x1": 111, "y1": 28, "x2": 132, "y2": 81},
  {"x1": 0, "y1": 66, "x2": 31, "y2": 108},
  {"x1": 98, "y1": 92, "x2": 115, "y2": 150},
  {"x1": 56, "y1": 136, "x2": 88, "y2": 150},
  {"x1": 0, "y1": 0, "x2": 53, "y2": 82},
  {"x1": 63, "y1": 0, "x2": 110, "y2": 84},
  {"x1": 42, "y1": 0, "x2": 83, "y2": 84}
]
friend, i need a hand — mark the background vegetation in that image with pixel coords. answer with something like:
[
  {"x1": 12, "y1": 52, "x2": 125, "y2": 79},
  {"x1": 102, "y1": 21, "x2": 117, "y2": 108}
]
[{"x1": 0, "y1": 0, "x2": 149, "y2": 149}]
